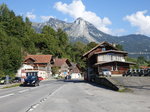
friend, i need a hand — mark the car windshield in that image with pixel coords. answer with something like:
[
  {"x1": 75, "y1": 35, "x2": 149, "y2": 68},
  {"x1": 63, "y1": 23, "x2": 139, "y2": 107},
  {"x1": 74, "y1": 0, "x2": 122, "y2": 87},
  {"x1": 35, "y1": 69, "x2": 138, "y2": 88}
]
[
  {"x1": 27, "y1": 76, "x2": 37, "y2": 79},
  {"x1": 103, "y1": 69, "x2": 109, "y2": 71},
  {"x1": 15, "y1": 77, "x2": 20, "y2": 79}
]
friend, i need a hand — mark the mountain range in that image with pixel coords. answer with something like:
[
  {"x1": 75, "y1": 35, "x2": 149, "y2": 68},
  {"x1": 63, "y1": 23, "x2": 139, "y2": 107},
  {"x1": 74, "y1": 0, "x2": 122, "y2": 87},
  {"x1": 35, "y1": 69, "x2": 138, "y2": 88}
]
[{"x1": 32, "y1": 17, "x2": 150, "y2": 59}]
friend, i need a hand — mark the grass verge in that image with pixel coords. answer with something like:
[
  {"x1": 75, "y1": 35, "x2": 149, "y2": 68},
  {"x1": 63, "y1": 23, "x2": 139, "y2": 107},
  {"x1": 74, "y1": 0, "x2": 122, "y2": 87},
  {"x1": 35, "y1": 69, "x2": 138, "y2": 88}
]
[
  {"x1": 2, "y1": 83, "x2": 21, "y2": 89},
  {"x1": 118, "y1": 88, "x2": 133, "y2": 92}
]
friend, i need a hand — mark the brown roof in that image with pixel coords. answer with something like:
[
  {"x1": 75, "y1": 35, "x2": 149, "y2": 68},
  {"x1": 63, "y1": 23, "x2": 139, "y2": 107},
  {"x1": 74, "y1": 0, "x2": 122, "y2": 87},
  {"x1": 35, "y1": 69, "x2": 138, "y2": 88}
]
[
  {"x1": 94, "y1": 50, "x2": 128, "y2": 55},
  {"x1": 140, "y1": 66, "x2": 150, "y2": 69},
  {"x1": 53, "y1": 58, "x2": 71, "y2": 67},
  {"x1": 70, "y1": 63, "x2": 81, "y2": 73},
  {"x1": 24, "y1": 55, "x2": 52, "y2": 63},
  {"x1": 83, "y1": 41, "x2": 117, "y2": 57}
]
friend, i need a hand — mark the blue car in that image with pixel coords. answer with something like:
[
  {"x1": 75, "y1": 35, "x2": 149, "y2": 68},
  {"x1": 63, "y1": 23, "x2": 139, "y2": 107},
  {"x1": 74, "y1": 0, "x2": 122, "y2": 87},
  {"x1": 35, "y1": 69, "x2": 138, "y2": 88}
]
[{"x1": 23, "y1": 75, "x2": 40, "y2": 87}]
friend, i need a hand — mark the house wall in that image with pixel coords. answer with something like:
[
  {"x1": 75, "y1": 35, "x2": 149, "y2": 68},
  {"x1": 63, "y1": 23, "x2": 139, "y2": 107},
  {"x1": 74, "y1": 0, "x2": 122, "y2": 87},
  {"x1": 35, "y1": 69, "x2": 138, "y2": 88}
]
[
  {"x1": 98, "y1": 63, "x2": 129, "y2": 74},
  {"x1": 25, "y1": 70, "x2": 48, "y2": 79},
  {"x1": 59, "y1": 63, "x2": 70, "y2": 76},
  {"x1": 71, "y1": 67, "x2": 80, "y2": 73},
  {"x1": 25, "y1": 63, "x2": 52, "y2": 78},
  {"x1": 16, "y1": 64, "x2": 33, "y2": 77},
  {"x1": 98, "y1": 54, "x2": 125, "y2": 62}
]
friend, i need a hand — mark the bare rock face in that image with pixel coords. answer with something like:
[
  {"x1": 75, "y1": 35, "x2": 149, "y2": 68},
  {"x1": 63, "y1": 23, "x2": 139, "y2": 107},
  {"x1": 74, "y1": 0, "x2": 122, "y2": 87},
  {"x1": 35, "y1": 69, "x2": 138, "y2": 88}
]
[{"x1": 32, "y1": 17, "x2": 150, "y2": 59}]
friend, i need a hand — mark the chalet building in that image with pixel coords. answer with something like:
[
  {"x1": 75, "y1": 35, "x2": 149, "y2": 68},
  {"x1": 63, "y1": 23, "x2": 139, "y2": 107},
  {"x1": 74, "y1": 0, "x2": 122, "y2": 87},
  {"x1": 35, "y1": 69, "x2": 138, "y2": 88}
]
[
  {"x1": 69, "y1": 63, "x2": 82, "y2": 79},
  {"x1": 82, "y1": 41, "x2": 135, "y2": 80},
  {"x1": 19, "y1": 55, "x2": 54, "y2": 79},
  {"x1": 53, "y1": 58, "x2": 72, "y2": 77},
  {"x1": 70, "y1": 63, "x2": 81, "y2": 74}
]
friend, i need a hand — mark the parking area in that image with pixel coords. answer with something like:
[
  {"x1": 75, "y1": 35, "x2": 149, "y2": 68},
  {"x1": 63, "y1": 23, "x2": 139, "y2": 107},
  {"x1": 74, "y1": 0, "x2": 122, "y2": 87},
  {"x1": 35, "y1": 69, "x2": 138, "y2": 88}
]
[
  {"x1": 110, "y1": 76, "x2": 150, "y2": 95},
  {"x1": 123, "y1": 69, "x2": 150, "y2": 77}
]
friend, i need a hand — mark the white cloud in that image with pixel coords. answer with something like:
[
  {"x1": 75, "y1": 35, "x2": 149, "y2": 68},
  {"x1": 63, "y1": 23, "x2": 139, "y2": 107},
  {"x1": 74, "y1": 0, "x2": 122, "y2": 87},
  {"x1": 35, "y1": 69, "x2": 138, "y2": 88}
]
[
  {"x1": 124, "y1": 10, "x2": 150, "y2": 36},
  {"x1": 26, "y1": 11, "x2": 36, "y2": 20},
  {"x1": 40, "y1": 16, "x2": 54, "y2": 22},
  {"x1": 54, "y1": 0, "x2": 112, "y2": 34}
]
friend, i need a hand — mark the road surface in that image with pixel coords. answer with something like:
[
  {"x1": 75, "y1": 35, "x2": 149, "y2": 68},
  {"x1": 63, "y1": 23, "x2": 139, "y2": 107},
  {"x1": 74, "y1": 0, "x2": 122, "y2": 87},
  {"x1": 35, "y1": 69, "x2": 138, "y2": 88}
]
[{"x1": 0, "y1": 79, "x2": 150, "y2": 112}]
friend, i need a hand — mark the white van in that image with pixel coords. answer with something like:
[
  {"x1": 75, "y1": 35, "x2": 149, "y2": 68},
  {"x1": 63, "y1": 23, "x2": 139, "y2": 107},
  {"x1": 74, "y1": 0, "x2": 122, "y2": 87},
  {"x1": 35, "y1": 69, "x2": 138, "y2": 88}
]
[{"x1": 70, "y1": 73, "x2": 81, "y2": 79}]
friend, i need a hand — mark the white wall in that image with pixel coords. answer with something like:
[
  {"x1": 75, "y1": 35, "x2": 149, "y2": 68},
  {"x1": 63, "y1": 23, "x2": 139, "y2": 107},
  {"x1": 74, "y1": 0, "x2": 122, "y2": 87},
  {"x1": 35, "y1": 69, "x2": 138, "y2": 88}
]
[
  {"x1": 38, "y1": 71, "x2": 47, "y2": 79},
  {"x1": 16, "y1": 64, "x2": 33, "y2": 77},
  {"x1": 98, "y1": 54, "x2": 125, "y2": 62}
]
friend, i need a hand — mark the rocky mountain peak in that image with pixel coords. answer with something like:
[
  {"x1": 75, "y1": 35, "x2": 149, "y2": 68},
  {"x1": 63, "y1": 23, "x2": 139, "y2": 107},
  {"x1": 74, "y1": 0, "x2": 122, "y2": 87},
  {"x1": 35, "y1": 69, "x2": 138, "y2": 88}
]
[
  {"x1": 32, "y1": 17, "x2": 150, "y2": 59},
  {"x1": 73, "y1": 18, "x2": 90, "y2": 27}
]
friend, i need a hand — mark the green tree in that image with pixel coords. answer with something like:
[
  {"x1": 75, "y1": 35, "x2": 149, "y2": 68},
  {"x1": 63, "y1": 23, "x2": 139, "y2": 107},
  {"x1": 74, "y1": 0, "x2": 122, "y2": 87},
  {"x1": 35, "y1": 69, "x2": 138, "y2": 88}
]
[
  {"x1": 137, "y1": 56, "x2": 146, "y2": 66},
  {"x1": 86, "y1": 42, "x2": 98, "y2": 51},
  {"x1": 116, "y1": 44, "x2": 124, "y2": 51},
  {"x1": 51, "y1": 67, "x2": 60, "y2": 75}
]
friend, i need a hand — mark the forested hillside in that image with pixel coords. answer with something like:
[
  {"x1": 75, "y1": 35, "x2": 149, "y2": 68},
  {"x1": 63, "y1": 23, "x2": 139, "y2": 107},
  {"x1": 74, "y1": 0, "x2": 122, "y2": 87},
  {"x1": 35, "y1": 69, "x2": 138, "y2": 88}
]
[
  {"x1": 0, "y1": 4, "x2": 98, "y2": 77},
  {"x1": 1, "y1": 4, "x2": 150, "y2": 77}
]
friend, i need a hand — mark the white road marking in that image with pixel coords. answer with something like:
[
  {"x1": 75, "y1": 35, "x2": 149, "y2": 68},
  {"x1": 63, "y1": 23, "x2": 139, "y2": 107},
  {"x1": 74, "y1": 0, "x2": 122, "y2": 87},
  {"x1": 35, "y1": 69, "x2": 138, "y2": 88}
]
[
  {"x1": 26, "y1": 84, "x2": 65, "y2": 112},
  {"x1": 0, "y1": 93, "x2": 15, "y2": 99},
  {"x1": 49, "y1": 84, "x2": 65, "y2": 96},
  {"x1": 18, "y1": 89, "x2": 29, "y2": 93}
]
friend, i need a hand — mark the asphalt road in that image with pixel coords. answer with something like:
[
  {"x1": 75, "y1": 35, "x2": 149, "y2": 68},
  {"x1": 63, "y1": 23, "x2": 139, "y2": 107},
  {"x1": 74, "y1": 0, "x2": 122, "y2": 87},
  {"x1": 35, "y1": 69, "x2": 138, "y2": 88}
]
[
  {"x1": 0, "y1": 79, "x2": 150, "y2": 112},
  {"x1": 0, "y1": 80, "x2": 65, "y2": 112}
]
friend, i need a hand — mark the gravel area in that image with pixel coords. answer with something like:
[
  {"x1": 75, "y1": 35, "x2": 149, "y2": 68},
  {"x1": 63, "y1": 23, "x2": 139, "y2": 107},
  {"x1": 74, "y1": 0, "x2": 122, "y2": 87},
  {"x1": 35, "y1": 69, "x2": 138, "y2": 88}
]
[
  {"x1": 110, "y1": 77, "x2": 150, "y2": 96},
  {"x1": 32, "y1": 81, "x2": 150, "y2": 112}
]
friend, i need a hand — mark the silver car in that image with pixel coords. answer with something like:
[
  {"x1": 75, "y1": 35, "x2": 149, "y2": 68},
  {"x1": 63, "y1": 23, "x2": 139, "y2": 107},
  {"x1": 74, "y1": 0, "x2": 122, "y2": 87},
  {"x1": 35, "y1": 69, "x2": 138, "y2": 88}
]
[{"x1": 99, "y1": 69, "x2": 111, "y2": 77}]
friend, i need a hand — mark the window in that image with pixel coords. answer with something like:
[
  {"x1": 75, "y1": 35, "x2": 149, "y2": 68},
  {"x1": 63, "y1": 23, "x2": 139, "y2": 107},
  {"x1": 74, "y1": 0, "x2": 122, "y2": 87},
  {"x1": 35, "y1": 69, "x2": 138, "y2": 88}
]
[{"x1": 102, "y1": 48, "x2": 106, "y2": 51}]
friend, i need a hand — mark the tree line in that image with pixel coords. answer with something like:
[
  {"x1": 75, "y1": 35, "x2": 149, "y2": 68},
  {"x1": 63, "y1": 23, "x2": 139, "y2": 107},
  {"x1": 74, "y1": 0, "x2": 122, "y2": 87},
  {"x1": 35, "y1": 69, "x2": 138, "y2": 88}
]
[
  {"x1": 0, "y1": 4, "x2": 97, "y2": 77},
  {"x1": 1, "y1": 4, "x2": 149, "y2": 77}
]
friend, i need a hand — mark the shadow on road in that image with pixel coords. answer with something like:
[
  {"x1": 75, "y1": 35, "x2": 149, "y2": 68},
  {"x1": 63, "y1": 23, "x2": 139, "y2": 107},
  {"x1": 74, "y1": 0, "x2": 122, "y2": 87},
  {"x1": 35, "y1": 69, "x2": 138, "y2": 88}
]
[
  {"x1": 57, "y1": 79, "x2": 114, "y2": 91},
  {"x1": 63, "y1": 79, "x2": 85, "y2": 83}
]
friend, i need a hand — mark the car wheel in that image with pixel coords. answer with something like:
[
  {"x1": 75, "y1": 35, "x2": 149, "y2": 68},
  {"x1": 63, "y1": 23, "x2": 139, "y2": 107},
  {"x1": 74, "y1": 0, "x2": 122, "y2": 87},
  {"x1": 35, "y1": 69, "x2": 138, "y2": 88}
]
[
  {"x1": 23, "y1": 83, "x2": 26, "y2": 87},
  {"x1": 34, "y1": 83, "x2": 38, "y2": 87}
]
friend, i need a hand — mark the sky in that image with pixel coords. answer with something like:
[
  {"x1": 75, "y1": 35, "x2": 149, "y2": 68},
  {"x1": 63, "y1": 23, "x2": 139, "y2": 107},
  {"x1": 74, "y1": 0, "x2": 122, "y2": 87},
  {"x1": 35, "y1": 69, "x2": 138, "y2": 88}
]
[{"x1": 0, "y1": 0, "x2": 150, "y2": 36}]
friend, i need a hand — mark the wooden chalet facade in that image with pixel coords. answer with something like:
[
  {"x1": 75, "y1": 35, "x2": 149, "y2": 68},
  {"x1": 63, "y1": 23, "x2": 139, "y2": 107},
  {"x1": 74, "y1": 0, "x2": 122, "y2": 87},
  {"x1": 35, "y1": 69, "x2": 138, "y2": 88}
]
[
  {"x1": 23, "y1": 55, "x2": 54, "y2": 78},
  {"x1": 82, "y1": 41, "x2": 135, "y2": 80},
  {"x1": 70, "y1": 63, "x2": 81, "y2": 74}
]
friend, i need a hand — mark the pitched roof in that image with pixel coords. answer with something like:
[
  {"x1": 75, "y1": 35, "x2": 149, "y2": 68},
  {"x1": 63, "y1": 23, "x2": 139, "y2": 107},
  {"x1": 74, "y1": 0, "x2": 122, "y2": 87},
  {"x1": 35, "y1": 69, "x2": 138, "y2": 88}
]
[
  {"x1": 94, "y1": 61, "x2": 136, "y2": 66},
  {"x1": 70, "y1": 63, "x2": 81, "y2": 73},
  {"x1": 24, "y1": 55, "x2": 52, "y2": 63},
  {"x1": 94, "y1": 50, "x2": 128, "y2": 55},
  {"x1": 53, "y1": 58, "x2": 71, "y2": 67},
  {"x1": 83, "y1": 41, "x2": 117, "y2": 57}
]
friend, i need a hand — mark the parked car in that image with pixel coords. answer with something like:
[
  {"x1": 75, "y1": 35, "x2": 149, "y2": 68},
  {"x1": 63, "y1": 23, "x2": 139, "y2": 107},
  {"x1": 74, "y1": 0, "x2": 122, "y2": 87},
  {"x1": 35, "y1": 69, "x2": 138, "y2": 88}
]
[
  {"x1": 38, "y1": 77, "x2": 44, "y2": 81},
  {"x1": 99, "y1": 69, "x2": 111, "y2": 77},
  {"x1": 65, "y1": 75, "x2": 71, "y2": 80},
  {"x1": 0, "y1": 77, "x2": 6, "y2": 84},
  {"x1": 0, "y1": 77, "x2": 13, "y2": 84},
  {"x1": 12, "y1": 77, "x2": 21, "y2": 83},
  {"x1": 70, "y1": 73, "x2": 81, "y2": 79},
  {"x1": 131, "y1": 69, "x2": 139, "y2": 76},
  {"x1": 123, "y1": 69, "x2": 150, "y2": 77},
  {"x1": 123, "y1": 69, "x2": 132, "y2": 76},
  {"x1": 23, "y1": 75, "x2": 40, "y2": 86},
  {"x1": 143, "y1": 69, "x2": 150, "y2": 76}
]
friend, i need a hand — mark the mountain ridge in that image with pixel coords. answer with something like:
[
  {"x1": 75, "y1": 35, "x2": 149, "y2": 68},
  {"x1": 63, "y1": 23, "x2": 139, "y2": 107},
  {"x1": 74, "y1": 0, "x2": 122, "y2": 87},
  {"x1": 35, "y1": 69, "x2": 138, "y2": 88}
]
[{"x1": 32, "y1": 17, "x2": 150, "y2": 59}]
